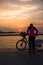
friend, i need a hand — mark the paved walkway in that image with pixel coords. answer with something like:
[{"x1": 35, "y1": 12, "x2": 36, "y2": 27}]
[{"x1": 0, "y1": 50, "x2": 43, "y2": 65}]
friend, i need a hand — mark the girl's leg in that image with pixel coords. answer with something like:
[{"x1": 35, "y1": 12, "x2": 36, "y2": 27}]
[
  {"x1": 32, "y1": 37, "x2": 35, "y2": 51},
  {"x1": 29, "y1": 36, "x2": 32, "y2": 51}
]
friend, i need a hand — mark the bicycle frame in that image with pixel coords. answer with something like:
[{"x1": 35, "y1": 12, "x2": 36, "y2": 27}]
[
  {"x1": 16, "y1": 34, "x2": 43, "y2": 51},
  {"x1": 22, "y1": 35, "x2": 28, "y2": 44}
]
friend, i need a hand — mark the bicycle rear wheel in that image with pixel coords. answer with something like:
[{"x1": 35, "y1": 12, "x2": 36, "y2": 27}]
[
  {"x1": 16, "y1": 39, "x2": 26, "y2": 51},
  {"x1": 35, "y1": 40, "x2": 43, "y2": 52},
  {"x1": 35, "y1": 45, "x2": 43, "y2": 52}
]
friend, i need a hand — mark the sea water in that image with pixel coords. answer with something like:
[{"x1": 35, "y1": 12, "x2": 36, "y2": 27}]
[{"x1": 0, "y1": 36, "x2": 43, "y2": 49}]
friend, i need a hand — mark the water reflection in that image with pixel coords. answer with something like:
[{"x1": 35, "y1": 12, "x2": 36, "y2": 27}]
[{"x1": 0, "y1": 36, "x2": 43, "y2": 49}]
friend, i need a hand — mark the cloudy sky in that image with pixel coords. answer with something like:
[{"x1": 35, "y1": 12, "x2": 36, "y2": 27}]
[{"x1": 0, "y1": 0, "x2": 43, "y2": 32}]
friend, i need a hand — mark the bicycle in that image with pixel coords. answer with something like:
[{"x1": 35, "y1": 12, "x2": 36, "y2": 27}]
[{"x1": 16, "y1": 32, "x2": 43, "y2": 51}]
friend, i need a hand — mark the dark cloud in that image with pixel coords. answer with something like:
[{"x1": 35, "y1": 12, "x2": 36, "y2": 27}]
[
  {"x1": 40, "y1": 0, "x2": 43, "y2": 1},
  {"x1": 0, "y1": 0, "x2": 8, "y2": 3},
  {"x1": 0, "y1": 0, "x2": 43, "y2": 5}
]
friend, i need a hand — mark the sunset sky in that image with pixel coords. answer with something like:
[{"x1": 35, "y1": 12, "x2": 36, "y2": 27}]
[{"x1": 0, "y1": 0, "x2": 43, "y2": 33}]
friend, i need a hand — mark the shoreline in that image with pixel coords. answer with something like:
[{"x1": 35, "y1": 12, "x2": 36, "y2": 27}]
[{"x1": 0, "y1": 48, "x2": 43, "y2": 52}]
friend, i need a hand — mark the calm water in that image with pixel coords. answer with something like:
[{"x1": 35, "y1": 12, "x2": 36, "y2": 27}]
[
  {"x1": 0, "y1": 36, "x2": 22, "y2": 49},
  {"x1": 0, "y1": 36, "x2": 43, "y2": 49}
]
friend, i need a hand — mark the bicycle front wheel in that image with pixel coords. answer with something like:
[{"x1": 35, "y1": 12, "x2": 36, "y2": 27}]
[{"x1": 16, "y1": 39, "x2": 26, "y2": 51}]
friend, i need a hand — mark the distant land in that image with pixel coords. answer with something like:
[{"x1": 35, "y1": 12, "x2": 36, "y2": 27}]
[
  {"x1": 0, "y1": 31, "x2": 19, "y2": 33},
  {"x1": 0, "y1": 30, "x2": 43, "y2": 36},
  {"x1": 0, "y1": 31, "x2": 20, "y2": 36}
]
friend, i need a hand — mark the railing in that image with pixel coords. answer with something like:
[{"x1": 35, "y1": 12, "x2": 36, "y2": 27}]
[{"x1": 0, "y1": 33, "x2": 43, "y2": 36}]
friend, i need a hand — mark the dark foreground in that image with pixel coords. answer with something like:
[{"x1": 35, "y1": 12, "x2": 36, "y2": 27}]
[{"x1": 0, "y1": 49, "x2": 43, "y2": 65}]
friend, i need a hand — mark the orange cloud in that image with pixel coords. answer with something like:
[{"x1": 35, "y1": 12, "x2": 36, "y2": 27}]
[{"x1": 0, "y1": 2, "x2": 43, "y2": 32}]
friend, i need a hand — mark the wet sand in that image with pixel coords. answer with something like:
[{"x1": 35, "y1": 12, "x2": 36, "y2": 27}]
[{"x1": 0, "y1": 49, "x2": 43, "y2": 65}]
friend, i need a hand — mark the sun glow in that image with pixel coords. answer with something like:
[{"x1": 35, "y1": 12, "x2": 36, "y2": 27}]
[{"x1": 0, "y1": 1, "x2": 43, "y2": 32}]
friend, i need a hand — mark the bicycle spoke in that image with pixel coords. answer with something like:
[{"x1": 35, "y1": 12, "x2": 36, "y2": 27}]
[{"x1": 16, "y1": 40, "x2": 26, "y2": 50}]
